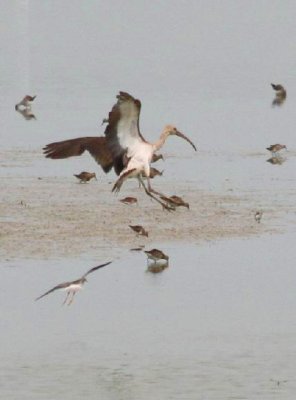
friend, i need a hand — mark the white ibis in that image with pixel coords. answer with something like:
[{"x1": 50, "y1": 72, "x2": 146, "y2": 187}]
[
  {"x1": 43, "y1": 92, "x2": 197, "y2": 209},
  {"x1": 35, "y1": 261, "x2": 112, "y2": 305},
  {"x1": 271, "y1": 84, "x2": 286, "y2": 107},
  {"x1": 107, "y1": 92, "x2": 197, "y2": 208},
  {"x1": 15, "y1": 95, "x2": 36, "y2": 110}
]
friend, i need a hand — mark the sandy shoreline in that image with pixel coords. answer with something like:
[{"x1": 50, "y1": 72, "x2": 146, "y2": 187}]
[{"x1": 1, "y1": 170, "x2": 278, "y2": 260}]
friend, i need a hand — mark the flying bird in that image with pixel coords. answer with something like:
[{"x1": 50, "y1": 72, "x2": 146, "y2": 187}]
[
  {"x1": 129, "y1": 225, "x2": 148, "y2": 237},
  {"x1": 43, "y1": 92, "x2": 197, "y2": 210},
  {"x1": 266, "y1": 144, "x2": 287, "y2": 156},
  {"x1": 15, "y1": 95, "x2": 36, "y2": 110},
  {"x1": 271, "y1": 83, "x2": 286, "y2": 107},
  {"x1": 35, "y1": 261, "x2": 112, "y2": 305},
  {"x1": 74, "y1": 171, "x2": 97, "y2": 183}
]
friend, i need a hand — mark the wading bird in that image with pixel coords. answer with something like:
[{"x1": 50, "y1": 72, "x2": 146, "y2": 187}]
[
  {"x1": 129, "y1": 225, "x2": 148, "y2": 237},
  {"x1": 120, "y1": 196, "x2": 138, "y2": 205},
  {"x1": 254, "y1": 211, "x2": 263, "y2": 224},
  {"x1": 43, "y1": 92, "x2": 197, "y2": 210},
  {"x1": 35, "y1": 262, "x2": 112, "y2": 305},
  {"x1": 271, "y1": 83, "x2": 287, "y2": 107},
  {"x1": 160, "y1": 195, "x2": 189, "y2": 209},
  {"x1": 266, "y1": 144, "x2": 287, "y2": 156},
  {"x1": 144, "y1": 249, "x2": 169, "y2": 263},
  {"x1": 74, "y1": 171, "x2": 97, "y2": 183},
  {"x1": 15, "y1": 95, "x2": 36, "y2": 110}
]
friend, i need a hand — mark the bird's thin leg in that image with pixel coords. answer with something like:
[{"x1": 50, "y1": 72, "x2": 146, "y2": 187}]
[
  {"x1": 138, "y1": 177, "x2": 174, "y2": 211},
  {"x1": 146, "y1": 177, "x2": 166, "y2": 197},
  {"x1": 68, "y1": 291, "x2": 76, "y2": 306},
  {"x1": 62, "y1": 291, "x2": 71, "y2": 306}
]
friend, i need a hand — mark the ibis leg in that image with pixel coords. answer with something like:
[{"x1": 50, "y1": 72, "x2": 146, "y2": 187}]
[{"x1": 138, "y1": 177, "x2": 174, "y2": 211}]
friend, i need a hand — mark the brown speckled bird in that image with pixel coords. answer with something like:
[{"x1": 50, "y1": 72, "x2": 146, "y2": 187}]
[
  {"x1": 15, "y1": 95, "x2": 36, "y2": 110},
  {"x1": 120, "y1": 197, "x2": 138, "y2": 205},
  {"x1": 74, "y1": 172, "x2": 97, "y2": 183},
  {"x1": 144, "y1": 249, "x2": 169, "y2": 262},
  {"x1": 271, "y1": 83, "x2": 287, "y2": 107},
  {"x1": 160, "y1": 195, "x2": 189, "y2": 209},
  {"x1": 266, "y1": 144, "x2": 287, "y2": 156},
  {"x1": 129, "y1": 225, "x2": 148, "y2": 237}
]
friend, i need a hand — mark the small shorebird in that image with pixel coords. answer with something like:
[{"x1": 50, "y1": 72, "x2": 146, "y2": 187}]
[
  {"x1": 129, "y1": 225, "x2": 148, "y2": 237},
  {"x1": 144, "y1": 249, "x2": 169, "y2": 263},
  {"x1": 151, "y1": 153, "x2": 164, "y2": 163},
  {"x1": 15, "y1": 95, "x2": 36, "y2": 110},
  {"x1": 120, "y1": 196, "x2": 138, "y2": 205},
  {"x1": 271, "y1": 83, "x2": 287, "y2": 107},
  {"x1": 254, "y1": 211, "x2": 263, "y2": 224},
  {"x1": 266, "y1": 144, "x2": 287, "y2": 156},
  {"x1": 35, "y1": 261, "x2": 112, "y2": 305},
  {"x1": 74, "y1": 172, "x2": 97, "y2": 183},
  {"x1": 160, "y1": 195, "x2": 189, "y2": 209}
]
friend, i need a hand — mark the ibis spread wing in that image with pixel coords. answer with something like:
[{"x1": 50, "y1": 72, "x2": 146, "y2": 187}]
[
  {"x1": 83, "y1": 261, "x2": 112, "y2": 277},
  {"x1": 43, "y1": 137, "x2": 113, "y2": 173},
  {"x1": 104, "y1": 92, "x2": 146, "y2": 174},
  {"x1": 35, "y1": 282, "x2": 70, "y2": 301}
]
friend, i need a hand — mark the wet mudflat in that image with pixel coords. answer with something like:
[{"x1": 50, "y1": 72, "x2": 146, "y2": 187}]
[{"x1": 2, "y1": 1, "x2": 296, "y2": 399}]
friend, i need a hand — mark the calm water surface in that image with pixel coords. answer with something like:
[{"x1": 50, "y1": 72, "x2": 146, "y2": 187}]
[{"x1": 1, "y1": 1, "x2": 296, "y2": 399}]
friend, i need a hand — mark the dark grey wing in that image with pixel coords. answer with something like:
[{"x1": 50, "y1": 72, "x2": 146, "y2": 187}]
[
  {"x1": 43, "y1": 137, "x2": 113, "y2": 173},
  {"x1": 35, "y1": 281, "x2": 70, "y2": 301},
  {"x1": 83, "y1": 261, "x2": 112, "y2": 278},
  {"x1": 104, "y1": 92, "x2": 146, "y2": 175}
]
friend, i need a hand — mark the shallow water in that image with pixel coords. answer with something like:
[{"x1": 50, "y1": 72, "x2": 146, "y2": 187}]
[{"x1": 1, "y1": 1, "x2": 296, "y2": 399}]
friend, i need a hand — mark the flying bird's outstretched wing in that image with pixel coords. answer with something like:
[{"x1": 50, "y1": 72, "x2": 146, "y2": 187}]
[
  {"x1": 82, "y1": 261, "x2": 112, "y2": 278},
  {"x1": 35, "y1": 282, "x2": 71, "y2": 301},
  {"x1": 43, "y1": 137, "x2": 113, "y2": 173},
  {"x1": 104, "y1": 92, "x2": 146, "y2": 175}
]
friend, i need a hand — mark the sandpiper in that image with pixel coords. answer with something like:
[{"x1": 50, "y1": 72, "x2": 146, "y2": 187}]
[
  {"x1": 120, "y1": 196, "x2": 138, "y2": 205},
  {"x1": 254, "y1": 211, "x2": 263, "y2": 224},
  {"x1": 129, "y1": 225, "x2": 148, "y2": 237},
  {"x1": 271, "y1": 83, "x2": 287, "y2": 107},
  {"x1": 266, "y1": 144, "x2": 287, "y2": 156},
  {"x1": 151, "y1": 153, "x2": 164, "y2": 163},
  {"x1": 160, "y1": 195, "x2": 189, "y2": 209},
  {"x1": 35, "y1": 261, "x2": 112, "y2": 305},
  {"x1": 144, "y1": 249, "x2": 169, "y2": 263},
  {"x1": 15, "y1": 95, "x2": 36, "y2": 110},
  {"x1": 74, "y1": 172, "x2": 97, "y2": 183}
]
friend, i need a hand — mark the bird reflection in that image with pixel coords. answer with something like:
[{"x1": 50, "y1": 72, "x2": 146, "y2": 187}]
[
  {"x1": 266, "y1": 156, "x2": 286, "y2": 165},
  {"x1": 147, "y1": 261, "x2": 169, "y2": 274},
  {"x1": 271, "y1": 83, "x2": 287, "y2": 107},
  {"x1": 15, "y1": 107, "x2": 37, "y2": 120}
]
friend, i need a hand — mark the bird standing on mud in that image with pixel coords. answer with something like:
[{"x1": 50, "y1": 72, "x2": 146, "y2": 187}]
[{"x1": 74, "y1": 171, "x2": 97, "y2": 183}]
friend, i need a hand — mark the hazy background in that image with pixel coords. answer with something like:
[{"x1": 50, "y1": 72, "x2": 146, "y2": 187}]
[{"x1": 1, "y1": 1, "x2": 296, "y2": 399}]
